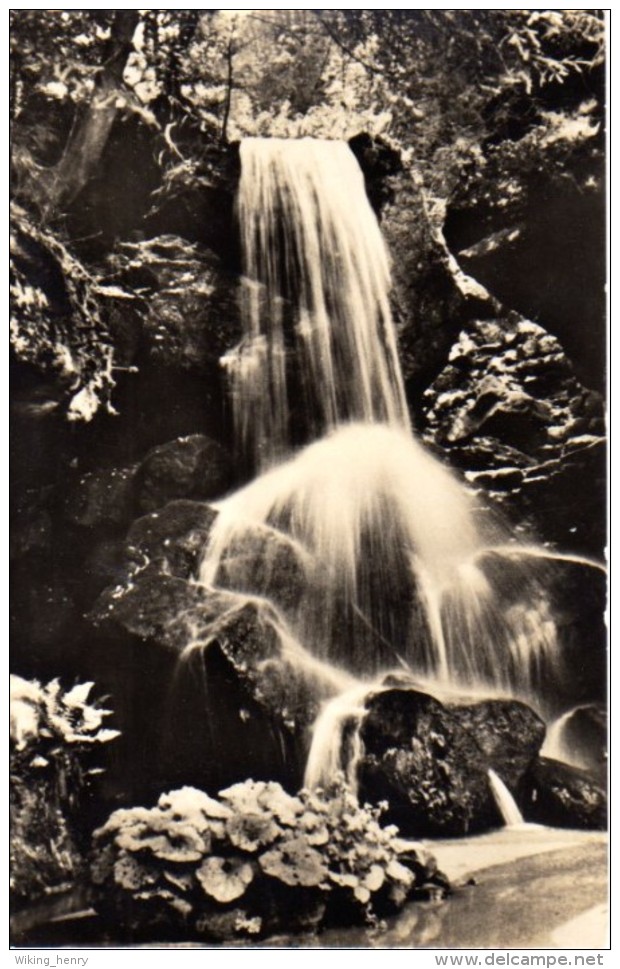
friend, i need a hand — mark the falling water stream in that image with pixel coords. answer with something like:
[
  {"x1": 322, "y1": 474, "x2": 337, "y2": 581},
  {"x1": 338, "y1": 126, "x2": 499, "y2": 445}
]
[{"x1": 192, "y1": 137, "x2": 602, "y2": 816}]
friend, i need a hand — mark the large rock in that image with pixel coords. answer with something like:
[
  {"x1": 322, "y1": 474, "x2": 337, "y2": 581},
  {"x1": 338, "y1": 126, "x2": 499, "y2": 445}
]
[
  {"x1": 92, "y1": 563, "x2": 227, "y2": 653},
  {"x1": 210, "y1": 523, "x2": 308, "y2": 613},
  {"x1": 359, "y1": 689, "x2": 497, "y2": 836},
  {"x1": 521, "y1": 757, "x2": 606, "y2": 830},
  {"x1": 454, "y1": 699, "x2": 546, "y2": 793},
  {"x1": 135, "y1": 434, "x2": 232, "y2": 514},
  {"x1": 205, "y1": 600, "x2": 339, "y2": 734},
  {"x1": 422, "y1": 316, "x2": 606, "y2": 555},
  {"x1": 357, "y1": 687, "x2": 545, "y2": 837}
]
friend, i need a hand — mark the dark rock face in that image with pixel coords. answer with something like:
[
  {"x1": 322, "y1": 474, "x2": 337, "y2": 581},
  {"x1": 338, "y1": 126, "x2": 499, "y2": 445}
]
[
  {"x1": 135, "y1": 434, "x2": 232, "y2": 514},
  {"x1": 63, "y1": 465, "x2": 137, "y2": 530},
  {"x1": 359, "y1": 689, "x2": 499, "y2": 836},
  {"x1": 358, "y1": 688, "x2": 545, "y2": 837},
  {"x1": 521, "y1": 757, "x2": 607, "y2": 830},
  {"x1": 422, "y1": 316, "x2": 606, "y2": 555},
  {"x1": 445, "y1": 170, "x2": 606, "y2": 394},
  {"x1": 212, "y1": 523, "x2": 308, "y2": 612},
  {"x1": 379, "y1": 178, "x2": 497, "y2": 405}
]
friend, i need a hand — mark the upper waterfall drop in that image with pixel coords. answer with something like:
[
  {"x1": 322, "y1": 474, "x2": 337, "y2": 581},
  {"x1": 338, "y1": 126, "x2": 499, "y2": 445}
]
[{"x1": 225, "y1": 137, "x2": 410, "y2": 471}]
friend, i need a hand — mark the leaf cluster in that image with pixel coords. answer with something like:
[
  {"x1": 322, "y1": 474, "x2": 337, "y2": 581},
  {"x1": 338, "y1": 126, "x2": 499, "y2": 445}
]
[{"x1": 91, "y1": 777, "x2": 444, "y2": 941}]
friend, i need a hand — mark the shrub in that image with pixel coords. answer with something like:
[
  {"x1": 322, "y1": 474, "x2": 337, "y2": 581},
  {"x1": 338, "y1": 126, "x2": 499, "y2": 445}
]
[{"x1": 91, "y1": 778, "x2": 447, "y2": 941}]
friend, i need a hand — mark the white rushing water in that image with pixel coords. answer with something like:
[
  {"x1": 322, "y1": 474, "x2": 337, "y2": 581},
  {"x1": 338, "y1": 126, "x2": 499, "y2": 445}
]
[{"x1": 225, "y1": 137, "x2": 409, "y2": 471}]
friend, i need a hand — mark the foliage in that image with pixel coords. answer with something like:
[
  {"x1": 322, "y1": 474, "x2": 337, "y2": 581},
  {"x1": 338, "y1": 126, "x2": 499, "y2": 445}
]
[
  {"x1": 313, "y1": 10, "x2": 604, "y2": 204},
  {"x1": 9, "y1": 11, "x2": 201, "y2": 161},
  {"x1": 10, "y1": 675, "x2": 119, "y2": 902},
  {"x1": 10, "y1": 203, "x2": 116, "y2": 421},
  {"x1": 91, "y1": 777, "x2": 445, "y2": 941},
  {"x1": 10, "y1": 674, "x2": 119, "y2": 764},
  {"x1": 102, "y1": 235, "x2": 240, "y2": 370}
]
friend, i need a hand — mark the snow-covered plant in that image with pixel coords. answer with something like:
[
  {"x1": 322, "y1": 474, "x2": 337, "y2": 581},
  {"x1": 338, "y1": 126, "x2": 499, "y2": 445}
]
[{"x1": 91, "y1": 777, "x2": 446, "y2": 941}]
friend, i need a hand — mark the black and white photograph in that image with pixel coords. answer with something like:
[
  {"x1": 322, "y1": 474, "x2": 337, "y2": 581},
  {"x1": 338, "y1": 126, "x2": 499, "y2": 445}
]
[{"x1": 9, "y1": 7, "x2": 608, "y2": 950}]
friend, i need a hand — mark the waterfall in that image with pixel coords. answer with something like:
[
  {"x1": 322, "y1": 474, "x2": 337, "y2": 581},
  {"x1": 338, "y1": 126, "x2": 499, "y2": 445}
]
[
  {"x1": 303, "y1": 684, "x2": 376, "y2": 795},
  {"x1": 200, "y1": 421, "x2": 563, "y2": 698},
  {"x1": 488, "y1": 769, "x2": 525, "y2": 827},
  {"x1": 225, "y1": 137, "x2": 410, "y2": 471},
  {"x1": 194, "y1": 136, "x2": 592, "y2": 792}
]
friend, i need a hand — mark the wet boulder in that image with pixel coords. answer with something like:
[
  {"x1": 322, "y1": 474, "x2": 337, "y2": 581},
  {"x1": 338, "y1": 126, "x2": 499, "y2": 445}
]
[
  {"x1": 211, "y1": 523, "x2": 308, "y2": 612},
  {"x1": 127, "y1": 499, "x2": 217, "y2": 581},
  {"x1": 207, "y1": 600, "x2": 340, "y2": 732},
  {"x1": 549, "y1": 704, "x2": 607, "y2": 784},
  {"x1": 357, "y1": 688, "x2": 545, "y2": 837},
  {"x1": 92, "y1": 562, "x2": 228, "y2": 653},
  {"x1": 521, "y1": 757, "x2": 606, "y2": 830}
]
